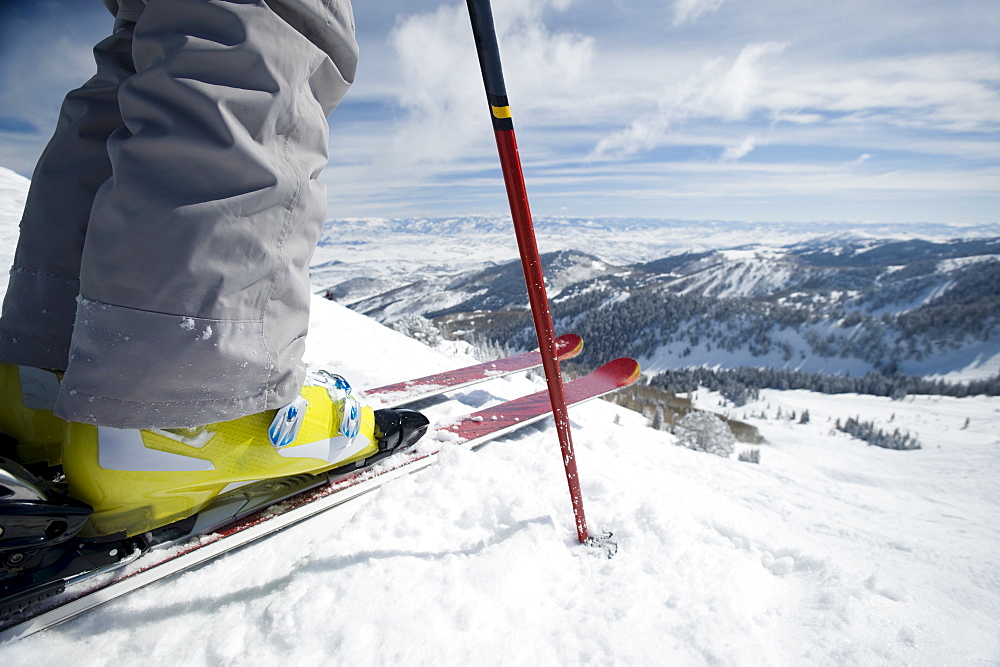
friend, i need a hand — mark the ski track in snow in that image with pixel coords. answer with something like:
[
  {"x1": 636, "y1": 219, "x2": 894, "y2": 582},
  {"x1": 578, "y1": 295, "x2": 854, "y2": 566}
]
[{"x1": 0, "y1": 167, "x2": 998, "y2": 663}]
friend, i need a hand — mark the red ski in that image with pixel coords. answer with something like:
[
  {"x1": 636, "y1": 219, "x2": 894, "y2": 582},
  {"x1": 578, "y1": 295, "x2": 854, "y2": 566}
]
[
  {"x1": 438, "y1": 357, "x2": 642, "y2": 445},
  {"x1": 363, "y1": 333, "x2": 583, "y2": 406}
]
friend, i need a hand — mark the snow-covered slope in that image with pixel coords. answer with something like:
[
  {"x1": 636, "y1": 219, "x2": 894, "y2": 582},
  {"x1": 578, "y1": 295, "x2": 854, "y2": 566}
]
[
  {"x1": 317, "y1": 221, "x2": 1000, "y2": 381},
  {"x1": 0, "y1": 167, "x2": 29, "y2": 301},
  {"x1": 1, "y1": 294, "x2": 996, "y2": 663}
]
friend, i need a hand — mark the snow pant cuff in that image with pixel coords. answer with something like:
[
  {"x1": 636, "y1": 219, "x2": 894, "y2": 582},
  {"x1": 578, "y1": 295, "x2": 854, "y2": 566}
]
[
  {"x1": 55, "y1": 298, "x2": 303, "y2": 429},
  {"x1": 0, "y1": 268, "x2": 79, "y2": 370}
]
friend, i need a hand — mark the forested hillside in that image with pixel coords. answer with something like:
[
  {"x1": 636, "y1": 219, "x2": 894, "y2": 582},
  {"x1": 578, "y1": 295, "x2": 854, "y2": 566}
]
[{"x1": 335, "y1": 236, "x2": 1000, "y2": 384}]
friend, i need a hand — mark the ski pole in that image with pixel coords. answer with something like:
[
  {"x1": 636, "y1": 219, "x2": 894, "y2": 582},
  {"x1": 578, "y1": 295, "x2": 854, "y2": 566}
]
[{"x1": 465, "y1": 0, "x2": 591, "y2": 545}]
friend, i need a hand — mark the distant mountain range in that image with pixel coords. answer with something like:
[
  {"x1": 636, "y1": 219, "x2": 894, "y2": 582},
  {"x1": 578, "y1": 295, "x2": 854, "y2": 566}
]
[
  {"x1": 318, "y1": 215, "x2": 1000, "y2": 240},
  {"x1": 319, "y1": 228, "x2": 1000, "y2": 380}
]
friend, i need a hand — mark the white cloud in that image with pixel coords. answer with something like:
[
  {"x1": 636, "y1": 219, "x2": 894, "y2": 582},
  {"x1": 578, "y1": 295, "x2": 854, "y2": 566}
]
[
  {"x1": 592, "y1": 39, "x2": 1000, "y2": 163},
  {"x1": 383, "y1": 0, "x2": 594, "y2": 169},
  {"x1": 716, "y1": 41, "x2": 788, "y2": 119},
  {"x1": 844, "y1": 153, "x2": 872, "y2": 168},
  {"x1": 672, "y1": 0, "x2": 726, "y2": 27},
  {"x1": 593, "y1": 41, "x2": 788, "y2": 157},
  {"x1": 768, "y1": 52, "x2": 1000, "y2": 133},
  {"x1": 720, "y1": 135, "x2": 756, "y2": 161},
  {"x1": 590, "y1": 111, "x2": 670, "y2": 158}
]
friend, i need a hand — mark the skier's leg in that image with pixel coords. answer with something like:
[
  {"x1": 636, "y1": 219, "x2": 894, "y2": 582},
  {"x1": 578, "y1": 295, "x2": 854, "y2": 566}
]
[
  {"x1": 56, "y1": 0, "x2": 359, "y2": 430},
  {"x1": 0, "y1": 18, "x2": 134, "y2": 371},
  {"x1": 46, "y1": 1, "x2": 423, "y2": 538},
  {"x1": 0, "y1": 14, "x2": 135, "y2": 464}
]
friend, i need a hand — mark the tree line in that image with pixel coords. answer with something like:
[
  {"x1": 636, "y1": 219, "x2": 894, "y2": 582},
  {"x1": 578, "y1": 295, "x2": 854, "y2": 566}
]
[{"x1": 647, "y1": 365, "x2": 1000, "y2": 406}]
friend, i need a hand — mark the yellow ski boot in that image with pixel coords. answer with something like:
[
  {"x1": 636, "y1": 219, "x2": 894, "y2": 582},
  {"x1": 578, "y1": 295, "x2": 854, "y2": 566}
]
[
  {"x1": 0, "y1": 363, "x2": 66, "y2": 467},
  {"x1": 61, "y1": 372, "x2": 429, "y2": 538}
]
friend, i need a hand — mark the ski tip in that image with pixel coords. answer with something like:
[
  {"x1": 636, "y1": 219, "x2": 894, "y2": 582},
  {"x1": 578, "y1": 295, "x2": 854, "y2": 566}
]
[
  {"x1": 555, "y1": 333, "x2": 584, "y2": 360},
  {"x1": 598, "y1": 357, "x2": 641, "y2": 387}
]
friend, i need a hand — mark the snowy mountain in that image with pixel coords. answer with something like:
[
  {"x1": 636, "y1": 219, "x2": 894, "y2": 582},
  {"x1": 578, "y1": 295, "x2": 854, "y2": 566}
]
[
  {"x1": 318, "y1": 215, "x2": 1000, "y2": 250},
  {"x1": 320, "y1": 234, "x2": 1000, "y2": 380},
  {"x1": 309, "y1": 214, "x2": 1000, "y2": 298},
  {"x1": 1, "y1": 168, "x2": 998, "y2": 661}
]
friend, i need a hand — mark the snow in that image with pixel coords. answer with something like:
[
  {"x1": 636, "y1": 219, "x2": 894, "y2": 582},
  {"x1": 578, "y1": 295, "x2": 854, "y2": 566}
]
[
  {"x1": 1, "y1": 168, "x2": 998, "y2": 662},
  {"x1": 0, "y1": 166, "x2": 29, "y2": 302},
  {"x1": 938, "y1": 254, "x2": 1000, "y2": 271},
  {"x1": 928, "y1": 347, "x2": 1000, "y2": 384},
  {"x1": 674, "y1": 256, "x2": 797, "y2": 299},
  {"x1": 0, "y1": 295, "x2": 993, "y2": 662}
]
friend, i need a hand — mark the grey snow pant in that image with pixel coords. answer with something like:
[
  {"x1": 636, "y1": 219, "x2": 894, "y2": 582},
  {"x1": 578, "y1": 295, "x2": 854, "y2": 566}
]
[{"x1": 0, "y1": 0, "x2": 357, "y2": 428}]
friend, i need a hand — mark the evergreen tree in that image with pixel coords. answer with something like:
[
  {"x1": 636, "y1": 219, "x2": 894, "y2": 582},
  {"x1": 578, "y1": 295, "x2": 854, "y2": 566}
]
[{"x1": 674, "y1": 412, "x2": 735, "y2": 457}]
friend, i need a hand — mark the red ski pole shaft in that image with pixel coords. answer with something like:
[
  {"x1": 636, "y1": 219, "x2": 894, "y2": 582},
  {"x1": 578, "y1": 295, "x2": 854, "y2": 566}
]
[{"x1": 466, "y1": 0, "x2": 590, "y2": 544}]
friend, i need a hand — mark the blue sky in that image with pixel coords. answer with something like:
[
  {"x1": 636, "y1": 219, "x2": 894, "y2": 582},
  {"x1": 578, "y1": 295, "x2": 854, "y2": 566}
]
[{"x1": 1, "y1": 0, "x2": 998, "y2": 224}]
